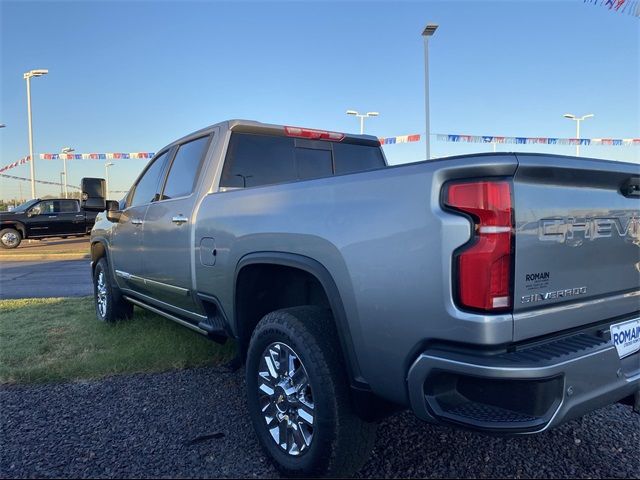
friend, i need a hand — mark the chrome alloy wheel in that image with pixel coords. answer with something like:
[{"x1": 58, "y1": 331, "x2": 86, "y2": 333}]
[
  {"x1": 96, "y1": 270, "x2": 108, "y2": 318},
  {"x1": 258, "y1": 342, "x2": 315, "y2": 456},
  {"x1": 1, "y1": 231, "x2": 19, "y2": 248}
]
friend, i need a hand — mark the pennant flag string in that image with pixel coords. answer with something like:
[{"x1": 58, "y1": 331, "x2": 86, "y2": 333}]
[
  {"x1": 39, "y1": 152, "x2": 156, "y2": 160},
  {"x1": 0, "y1": 155, "x2": 30, "y2": 173},
  {"x1": 2, "y1": 134, "x2": 639, "y2": 174},
  {"x1": 433, "y1": 134, "x2": 640, "y2": 146},
  {"x1": 583, "y1": 0, "x2": 640, "y2": 17},
  {"x1": 378, "y1": 134, "x2": 640, "y2": 146}
]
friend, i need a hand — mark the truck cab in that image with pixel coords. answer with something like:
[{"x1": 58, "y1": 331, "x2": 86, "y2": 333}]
[{"x1": 0, "y1": 198, "x2": 97, "y2": 248}]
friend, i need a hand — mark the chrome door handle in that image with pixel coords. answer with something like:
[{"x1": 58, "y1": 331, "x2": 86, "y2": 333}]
[
  {"x1": 131, "y1": 219, "x2": 143, "y2": 225},
  {"x1": 172, "y1": 216, "x2": 188, "y2": 224}
]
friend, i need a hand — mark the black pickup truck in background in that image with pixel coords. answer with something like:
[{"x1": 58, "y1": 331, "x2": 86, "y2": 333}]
[{"x1": 0, "y1": 198, "x2": 99, "y2": 248}]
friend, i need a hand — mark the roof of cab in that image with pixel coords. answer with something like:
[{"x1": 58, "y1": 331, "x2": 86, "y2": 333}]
[{"x1": 168, "y1": 119, "x2": 380, "y2": 148}]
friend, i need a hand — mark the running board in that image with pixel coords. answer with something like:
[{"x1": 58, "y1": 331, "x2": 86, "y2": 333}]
[{"x1": 123, "y1": 295, "x2": 209, "y2": 336}]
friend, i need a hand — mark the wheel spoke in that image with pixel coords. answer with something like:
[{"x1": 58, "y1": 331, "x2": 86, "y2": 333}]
[
  {"x1": 258, "y1": 382, "x2": 274, "y2": 396},
  {"x1": 292, "y1": 421, "x2": 308, "y2": 449},
  {"x1": 264, "y1": 355, "x2": 278, "y2": 379},
  {"x1": 297, "y1": 402, "x2": 314, "y2": 426},
  {"x1": 279, "y1": 419, "x2": 288, "y2": 450},
  {"x1": 277, "y1": 345, "x2": 289, "y2": 375},
  {"x1": 290, "y1": 366, "x2": 308, "y2": 390}
]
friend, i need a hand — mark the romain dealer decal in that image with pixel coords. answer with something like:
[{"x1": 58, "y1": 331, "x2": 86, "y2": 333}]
[{"x1": 521, "y1": 286, "x2": 587, "y2": 304}]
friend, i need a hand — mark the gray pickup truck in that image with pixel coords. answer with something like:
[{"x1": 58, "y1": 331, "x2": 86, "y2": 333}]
[{"x1": 89, "y1": 120, "x2": 640, "y2": 477}]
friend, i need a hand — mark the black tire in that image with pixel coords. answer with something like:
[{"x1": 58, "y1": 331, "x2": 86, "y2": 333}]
[
  {"x1": 246, "y1": 306, "x2": 377, "y2": 477},
  {"x1": 92, "y1": 257, "x2": 133, "y2": 322},
  {"x1": 0, "y1": 228, "x2": 22, "y2": 249}
]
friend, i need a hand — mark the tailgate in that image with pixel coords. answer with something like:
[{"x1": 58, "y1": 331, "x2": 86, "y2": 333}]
[{"x1": 512, "y1": 154, "x2": 640, "y2": 341}]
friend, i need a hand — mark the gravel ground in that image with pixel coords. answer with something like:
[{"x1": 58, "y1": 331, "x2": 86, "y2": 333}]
[{"x1": 1, "y1": 367, "x2": 638, "y2": 479}]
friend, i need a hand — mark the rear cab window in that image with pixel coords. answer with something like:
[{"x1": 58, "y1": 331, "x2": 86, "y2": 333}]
[{"x1": 220, "y1": 133, "x2": 385, "y2": 189}]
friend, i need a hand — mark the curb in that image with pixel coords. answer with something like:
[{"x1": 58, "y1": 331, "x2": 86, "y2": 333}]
[{"x1": 0, "y1": 253, "x2": 90, "y2": 262}]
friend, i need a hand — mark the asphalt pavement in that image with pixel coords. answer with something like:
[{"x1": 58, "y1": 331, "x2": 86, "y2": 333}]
[
  {"x1": 0, "y1": 259, "x2": 92, "y2": 299},
  {"x1": 1, "y1": 367, "x2": 638, "y2": 479}
]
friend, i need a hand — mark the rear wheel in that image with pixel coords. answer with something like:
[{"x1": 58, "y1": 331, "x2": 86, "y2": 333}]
[
  {"x1": 93, "y1": 257, "x2": 133, "y2": 322},
  {"x1": 0, "y1": 228, "x2": 22, "y2": 249},
  {"x1": 246, "y1": 306, "x2": 376, "y2": 477}
]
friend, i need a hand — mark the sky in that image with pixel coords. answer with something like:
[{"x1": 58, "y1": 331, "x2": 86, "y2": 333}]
[{"x1": 1, "y1": 0, "x2": 639, "y2": 201}]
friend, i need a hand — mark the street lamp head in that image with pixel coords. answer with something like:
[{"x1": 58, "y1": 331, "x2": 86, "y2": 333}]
[
  {"x1": 346, "y1": 110, "x2": 358, "y2": 116},
  {"x1": 61, "y1": 147, "x2": 75, "y2": 154},
  {"x1": 0, "y1": 124, "x2": 5, "y2": 128},
  {"x1": 582, "y1": 114, "x2": 595, "y2": 119},
  {"x1": 563, "y1": 113, "x2": 576, "y2": 119},
  {"x1": 422, "y1": 24, "x2": 439, "y2": 37},
  {"x1": 24, "y1": 69, "x2": 49, "y2": 79},
  {"x1": 366, "y1": 112, "x2": 379, "y2": 117},
  {"x1": 105, "y1": 162, "x2": 114, "y2": 167}
]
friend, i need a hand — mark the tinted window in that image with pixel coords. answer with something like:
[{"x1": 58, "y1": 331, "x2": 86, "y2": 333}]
[
  {"x1": 220, "y1": 133, "x2": 385, "y2": 189},
  {"x1": 161, "y1": 136, "x2": 210, "y2": 200},
  {"x1": 296, "y1": 148, "x2": 332, "y2": 180},
  {"x1": 220, "y1": 134, "x2": 296, "y2": 188},
  {"x1": 33, "y1": 200, "x2": 55, "y2": 214},
  {"x1": 59, "y1": 200, "x2": 79, "y2": 213},
  {"x1": 333, "y1": 143, "x2": 385, "y2": 175},
  {"x1": 130, "y1": 151, "x2": 170, "y2": 207}
]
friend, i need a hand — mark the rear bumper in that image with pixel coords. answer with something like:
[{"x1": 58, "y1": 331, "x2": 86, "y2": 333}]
[{"x1": 407, "y1": 330, "x2": 640, "y2": 433}]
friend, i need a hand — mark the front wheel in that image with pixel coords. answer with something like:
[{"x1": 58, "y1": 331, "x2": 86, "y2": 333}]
[
  {"x1": 0, "y1": 228, "x2": 22, "y2": 249},
  {"x1": 246, "y1": 306, "x2": 376, "y2": 477},
  {"x1": 93, "y1": 257, "x2": 133, "y2": 322}
]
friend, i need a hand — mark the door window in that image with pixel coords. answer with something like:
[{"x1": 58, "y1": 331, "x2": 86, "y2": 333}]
[
  {"x1": 59, "y1": 200, "x2": 80, "y2": 213},
  {"x1": 160, "y1": 136, "x2": 210, "y2": 200},
  {"x1": 32, "y1": 200, "x2": 56, "y2": 214},
  {"x1": 129, "y1": 150, "x2": 170, "y2": 208}
]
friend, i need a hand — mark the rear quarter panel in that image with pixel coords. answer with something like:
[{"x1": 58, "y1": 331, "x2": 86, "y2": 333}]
[{"x1": 194, "y1": 154, "x2": 518, "y2": 405}]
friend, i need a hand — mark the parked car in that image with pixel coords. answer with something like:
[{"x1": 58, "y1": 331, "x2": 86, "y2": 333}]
[
  {"x1": 0, "y1": 198, "x2": 98, "y2": 248},
  {"x1": 89, "y1": 120, "x2": 640, "y2": 477}
]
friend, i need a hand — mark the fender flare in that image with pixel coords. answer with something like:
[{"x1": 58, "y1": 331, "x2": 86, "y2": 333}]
[{"x1": 235, "y1": 252, "x2": 369, "y2": 390}]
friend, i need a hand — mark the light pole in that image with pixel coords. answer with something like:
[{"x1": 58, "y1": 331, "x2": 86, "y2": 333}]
[
  {"x1": 60, "y1": 147, "x2": 74, "y2": 199},
  {"x1": 59, "y1": 172, "x2": 65, "y2": 197},
  {"x1": 563, "y1": 113, "x2": 594, "y2": 157},
  {"x1": 422, "y1": 24, "x2": 438, "y2": 161},
  {"x1": 105, "y1": 162, "x2": 114, "y2": 200},
  {"x1": 23, "y1": 69, "x2": 49, "y2": 199},
  {"x1": 345, "y1": 110, "x2": 379, "y2": 134}
]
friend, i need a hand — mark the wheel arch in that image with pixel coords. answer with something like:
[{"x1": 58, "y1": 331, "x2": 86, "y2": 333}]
[
  {"x1": 1, "y1": 222, "x2": 26, "y2": 238},
  {"x1": 90, "y1": 237, "x2": 112, "y2": 273},
  {"x1": 234, "y1": 252, "x2": 368, "y2": 390}
]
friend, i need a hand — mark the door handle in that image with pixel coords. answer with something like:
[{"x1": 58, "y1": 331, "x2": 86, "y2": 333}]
[
  {"x1": 172, "y1": 216, "x2": 188, "y2": 224},
  {"x1": 131, "y1": 219, "x2": 143, "y2": 225}
]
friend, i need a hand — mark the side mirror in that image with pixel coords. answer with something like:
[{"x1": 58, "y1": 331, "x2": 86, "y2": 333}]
[
  {"x1": 105, "y1": 200, "x2": 122, "y2": 223},
  {"x1": 81, "y1": 177, "x2": 106, "y2": 211}
]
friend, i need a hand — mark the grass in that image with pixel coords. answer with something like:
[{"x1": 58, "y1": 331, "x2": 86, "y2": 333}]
[{"x1": 0, "y1": 297, "x2": 235, "y2": 385}]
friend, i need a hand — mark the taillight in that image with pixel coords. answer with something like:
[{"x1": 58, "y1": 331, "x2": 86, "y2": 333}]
[
  {"x1": 284, "y1": 126, "x2": 345, "y2": 142},
  {"x1": 445, "y1": 180, "x2": 513, "y2": 312}
]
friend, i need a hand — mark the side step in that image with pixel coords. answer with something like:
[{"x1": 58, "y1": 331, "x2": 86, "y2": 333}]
[
  {"x1": 123, "y1": 295, "x2": 228, "y2": 343},
  {"x1": 124, "y1": 295, "x2": 209, "y2": 335}
]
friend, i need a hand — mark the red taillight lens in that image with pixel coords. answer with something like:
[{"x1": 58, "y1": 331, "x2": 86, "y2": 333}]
[
  {"x1": 284, "y1": 126, "x2": 345, "y2": 142},
  {"x1": 445, "y1": 181, "x2": 513, "y2": 311}
]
